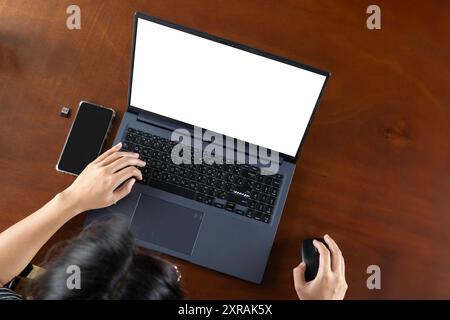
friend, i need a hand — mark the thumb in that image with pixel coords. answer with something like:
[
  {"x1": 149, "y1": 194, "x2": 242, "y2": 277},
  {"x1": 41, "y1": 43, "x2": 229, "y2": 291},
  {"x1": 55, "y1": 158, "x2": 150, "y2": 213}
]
[
  {"x1": 112, "y1": 178, "x2": 136, "y2": 203},
  {"x1": 293, "y1": 262, "x2": 306, "y2": 289}
]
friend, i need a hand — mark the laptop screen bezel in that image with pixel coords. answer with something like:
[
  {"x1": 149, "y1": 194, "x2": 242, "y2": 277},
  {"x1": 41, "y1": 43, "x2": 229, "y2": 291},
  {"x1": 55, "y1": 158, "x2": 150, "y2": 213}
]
[{"x1": 127, "y1": 12, "x2": 330, "y2": 163}]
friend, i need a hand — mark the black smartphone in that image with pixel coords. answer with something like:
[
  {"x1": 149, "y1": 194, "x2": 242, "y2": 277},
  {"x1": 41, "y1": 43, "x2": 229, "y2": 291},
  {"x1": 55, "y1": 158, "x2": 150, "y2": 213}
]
[{"x1": 56, "y1": 101, "x2": 115, "y2": 176}]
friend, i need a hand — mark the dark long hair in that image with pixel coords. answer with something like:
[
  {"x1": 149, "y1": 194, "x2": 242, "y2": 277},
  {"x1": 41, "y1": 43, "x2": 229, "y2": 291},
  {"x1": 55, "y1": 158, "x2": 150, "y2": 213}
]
[{"x1": 32, "y1": 219, "x2": 184, "y2": 300}]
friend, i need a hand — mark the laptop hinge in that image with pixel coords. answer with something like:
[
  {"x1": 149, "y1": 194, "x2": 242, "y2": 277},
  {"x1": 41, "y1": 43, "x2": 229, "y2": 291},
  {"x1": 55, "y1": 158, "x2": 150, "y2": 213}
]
[{"x1": 137, "y1": 111, "x2": 177, "y2": 132}]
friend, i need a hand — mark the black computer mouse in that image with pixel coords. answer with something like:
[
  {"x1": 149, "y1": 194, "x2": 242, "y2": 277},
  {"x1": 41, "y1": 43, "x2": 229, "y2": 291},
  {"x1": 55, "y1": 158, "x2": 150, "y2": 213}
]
[{"x1": 301, "y1": 238, "x2": 329, "y2": 282}]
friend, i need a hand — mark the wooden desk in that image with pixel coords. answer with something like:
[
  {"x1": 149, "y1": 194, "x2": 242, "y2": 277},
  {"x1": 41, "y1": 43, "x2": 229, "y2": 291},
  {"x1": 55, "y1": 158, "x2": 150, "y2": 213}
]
[{"x1": 1, "y1": 0, "x2": 449, "y2": 299}]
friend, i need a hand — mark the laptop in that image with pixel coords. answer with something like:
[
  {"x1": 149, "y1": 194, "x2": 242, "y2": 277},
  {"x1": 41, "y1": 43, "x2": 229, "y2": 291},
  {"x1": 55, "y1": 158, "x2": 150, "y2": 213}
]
[{"x1": 86, "y1": 12, "x2": 329, "y2": 284}]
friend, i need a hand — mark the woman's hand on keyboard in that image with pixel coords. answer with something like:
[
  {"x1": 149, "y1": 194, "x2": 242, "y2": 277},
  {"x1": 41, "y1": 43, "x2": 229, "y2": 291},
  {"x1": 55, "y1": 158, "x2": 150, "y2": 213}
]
[{"x1": 62, "y1": 143, "x2": 145, "y2": 213}]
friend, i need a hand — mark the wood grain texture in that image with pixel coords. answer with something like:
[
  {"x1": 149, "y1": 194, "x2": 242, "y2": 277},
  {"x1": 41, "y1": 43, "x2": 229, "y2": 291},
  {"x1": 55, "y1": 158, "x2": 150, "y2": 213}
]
[{"x1": 1, "y1": 0, "x2": 449, "y2": 299}]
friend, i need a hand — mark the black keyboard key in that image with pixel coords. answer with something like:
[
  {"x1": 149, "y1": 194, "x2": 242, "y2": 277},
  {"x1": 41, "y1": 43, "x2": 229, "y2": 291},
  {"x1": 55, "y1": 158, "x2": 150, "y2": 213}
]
[
  {"x1": 217, "y1": 190, "x2": 227, "y2": 200},
  {"x1": 188, "y1": 181, "x2": 197, "y2": 190},
  {"x1": 214, "y1": 189, "x2": 226, "y2": 199},
  {"x1": 259, "y1": 194, "x2": 268, "y2": 203},
  {"x1": 125, "y1": 132, "x2": 137, "y2": 142},
  {"x1": 215, "y1": 180, "x2": 226, "y2": 190},
  {"x1": 214, "y1": 171, "x2": 223, "y2": 179},
  {"x1": 264, "y1": 205, "x2": 273, "y2": 215},
  {"x1": 121, "y1": 141, "x2": 130, "y2": 151},
  {"x1": 242, "y1": 169, "x2": 257, "y2": 180},
  {"x1": 250, "y1": 191, "x2": 259, "y2": 200},
  {"x1": 141, "y1": 148, "x2": 150, "y2": 157},
  {"x1": 142, "y1": 138, "x2": 152, "y2": 148},
  {"x1": 262, "y1": 214, "x2": 271, "y2": 223},
  {"x1": 141, "y1": 165, "x2": 150, "y2": 173},
  {"x1": 154, "y1": 142, "x2": 162, "y2": 150},
  {"x1": 235, "y1": 209, "x2": 245, "y2": 216},
  {"x1": 179, "y1": 168, "x2": 188, "y2": 178},
  {"x1": 268, "y1": 197, "x2": 276, "y2": 205},
  {"x1": 254, "y1": 211, "x2": 263, "y2": 221},
  {"x1": 264, "y1": 176, "x2": 273, "y2": 185},
  {"x1": 204, "y1": 196, "x2": 214, "y2": 205},
  {"x1": 273, "y1": 179, "x2": 281, "y2": 187},
  {"x1": 197, "y1": 184, "x2": 207, "y2": 194},
  {"x1": 214, "y1": 203, "x2": 224, "y2": 209},
  {"x1": 225, "y1": 173, "x2": 235, "y2": 183},
  {"x1": 257, "y1": 202, "x2": 265, "y2": 212},
  {"x1": 225, "y1": 202, "x2": 235, "y2": 211},
  {"x1": 270, "y1": 187, "x2": 279, "y2": 197},
  {"x1": 246, "y1": 209, "x2": 254, "y2": 218},
  {"x1": 232, "y1": 166, "x2": 242, "y2": 175},
  {"x1": 169, "y1": 175, "x2": 178, "y2": 184},
  {"x1": 205, "y1": 186, "x2": 214, "y2": 196},
  {"x1": 151, "y1": 170, "x2": 161, "y2": 180},
  {"x1": 188, "y1": 171, "x2": 196, "y2": 180}
]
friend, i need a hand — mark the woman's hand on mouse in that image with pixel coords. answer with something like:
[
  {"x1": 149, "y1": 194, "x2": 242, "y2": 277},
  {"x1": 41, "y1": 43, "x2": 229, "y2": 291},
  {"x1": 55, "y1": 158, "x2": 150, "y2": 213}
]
[
  {"x1": 61, "y1": 143, "x2": 145, "y2": 215},
  {"x1": 293, "y1": 234, "x2": 348, "y2": 300}
]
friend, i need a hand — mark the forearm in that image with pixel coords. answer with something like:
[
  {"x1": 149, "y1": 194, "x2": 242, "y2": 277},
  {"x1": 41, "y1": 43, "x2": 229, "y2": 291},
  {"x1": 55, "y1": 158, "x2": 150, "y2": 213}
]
[
  {"x1": 0, "y1": 144, "x2": 142, "y2": 286},
  {"x1": 0, "y1": 191, "x2": 81, "y2": 285}
]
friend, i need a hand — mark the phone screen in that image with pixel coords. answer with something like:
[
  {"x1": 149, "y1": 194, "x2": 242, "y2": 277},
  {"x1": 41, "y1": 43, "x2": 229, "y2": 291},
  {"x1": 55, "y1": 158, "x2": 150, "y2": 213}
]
[{"x1": 57, "y1": 102, "x2": 115, "y2": 175}]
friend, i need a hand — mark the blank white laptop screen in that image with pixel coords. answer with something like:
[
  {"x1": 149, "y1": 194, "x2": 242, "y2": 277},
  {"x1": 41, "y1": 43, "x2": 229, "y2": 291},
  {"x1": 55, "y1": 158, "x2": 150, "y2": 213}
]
[{"x1": 130, "y1": 18, "x2": 327, "y2": 157}]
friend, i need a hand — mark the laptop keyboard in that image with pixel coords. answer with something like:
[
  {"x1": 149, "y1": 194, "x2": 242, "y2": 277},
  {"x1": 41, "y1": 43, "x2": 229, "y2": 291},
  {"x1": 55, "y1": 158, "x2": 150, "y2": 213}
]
[{"x1": 121, "y1": 128, "x2": 283, "y2": 224}]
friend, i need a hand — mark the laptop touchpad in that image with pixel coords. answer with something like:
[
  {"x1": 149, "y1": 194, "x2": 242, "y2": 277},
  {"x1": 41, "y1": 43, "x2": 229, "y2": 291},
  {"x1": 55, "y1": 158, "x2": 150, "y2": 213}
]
[{"x1": 130, "y1": 194, "x2": 203, "y2": 255}]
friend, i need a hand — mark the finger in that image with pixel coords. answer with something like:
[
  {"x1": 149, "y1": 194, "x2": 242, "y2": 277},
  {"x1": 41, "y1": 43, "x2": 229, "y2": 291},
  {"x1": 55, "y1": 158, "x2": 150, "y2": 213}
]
[
  {"x1": 99, "y1": 151, "x2": 140, "y2": 167},
  {"x1": 341, "y1": 256, "x2": 346, "y2": 278},
  {"x1": 106, "y1": 156, "x2": 146, "y2": 174},
  {"x1": 112, "y1": 166, "x2": 143, "y2": 188},
  {"x1": 93, "y1": 143, "x2": 122, "y2": 164},
  {"x1": 324, "y1": 234, "x2": 343, "y2": 273},
  {"x1": 314, "y1": 240, "x2": 331, "y2": 276},
  {"x1": 112, "y1": 178, "x2": 136, "y2": 203},
  {"x1": 293, "y1": 262, "x2": 306, "y2": 289}
]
